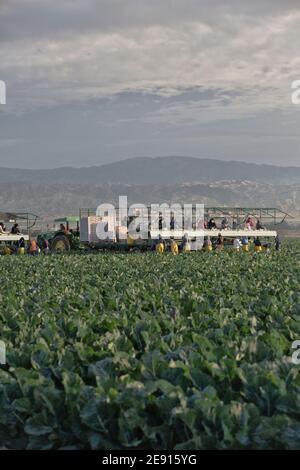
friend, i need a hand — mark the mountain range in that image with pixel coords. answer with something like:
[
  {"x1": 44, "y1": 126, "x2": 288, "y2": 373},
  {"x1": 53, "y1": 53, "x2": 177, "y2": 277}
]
[
  {"x1": 0, "y1": 157, "x2": 299, "y2": 221},
  {"x1": 1, "y1": 156, "x2": 300, "y2": 186}
]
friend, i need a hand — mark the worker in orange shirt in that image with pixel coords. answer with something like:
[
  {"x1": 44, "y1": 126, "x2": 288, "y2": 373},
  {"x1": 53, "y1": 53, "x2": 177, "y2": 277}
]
[{"x1": 28, "y1": 238, "x2": 39, "y2": 256}]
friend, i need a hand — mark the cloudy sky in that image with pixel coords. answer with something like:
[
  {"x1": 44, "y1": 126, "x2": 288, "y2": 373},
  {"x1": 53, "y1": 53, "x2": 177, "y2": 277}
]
[{"x1": 0, "y1": 0, "x2": 300, "y2": 168}]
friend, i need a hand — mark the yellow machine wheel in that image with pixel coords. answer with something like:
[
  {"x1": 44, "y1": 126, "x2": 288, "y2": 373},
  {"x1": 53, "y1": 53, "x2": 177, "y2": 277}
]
[
  {"x1": 51, "y1": 235, "x2": 71, "y2": 253},
  {"x1": 56, "y1": 240, "x2": 66, "y2": 250}
]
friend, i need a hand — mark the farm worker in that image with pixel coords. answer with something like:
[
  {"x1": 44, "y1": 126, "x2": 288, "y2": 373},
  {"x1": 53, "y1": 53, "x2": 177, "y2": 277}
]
[
  {"x1": 254, "y1": 237, "x2": 262, "y2": 252},
  {"x1": 1, "y1": 246, "x2": 12, "y2": 255},
  {"x1": 127, "y1": 234, "x2": 135, "y2": 246},
  {"x1": 28, "y1": 239, "x2": 38, "y2": 256},
  {"x1": 181, "y1": 234, "x2": 191, "y2": 253},
  {"x1": 242, "y1": 236, "x2": 249, "y2": 252},
  {"x1": 182, "y1": 243, "x2": 191, "y2": 253},
  {"x1": 216, "y1": 233, "x2": 224, "y2": 251},
  {"x1": 158, "y1": 214, "x2": 168, "y2": 230},
  {"x1": 221, "y1": 217, "x2": 229, "y2": 229},
  {"x1": 205, "y1": 236, "x2": 213, "y2": 252},
  {"x1": 233, "y1": 238, "x2": 241, "y2": 252},
  {"x1": 155, "y1": 234, "x2": 166, "y2": 253},
  {"x1": 275, "y1": 235, "x2": 281, "y2": 251},
  {"x1": 170, "y1": 240, "x2": 179, "y2": 254},
  {"x1": 245, "y1": 216, "x2": 254, "y2": 230},
  {"x1": 159, "y1": 234, "x2": 167, "y2": 249},
  {"x1": 17, "y1": 237, "x2": 26, "y2": 255},
  {"x1": 170, "y1": 215, "x2": 175, "y2": 230},
  {"x1": 256, "y1": 219, "x2": 264, "y2": 230},
  {"x1": 156, "y1": 241, "x2": 165, "y2": 253},
  {"x1": 11, "y1": 223, "x2": 20, "y2": 234},
  {"x1": 208, "y1": 218, "x2": 217, "y2": 230},
  {"x1": 60, "y1": 223, "x2": 68, "y2": 234},
  {"x1": 42, "y1": 238, "x2": 50, "y2": 255}
]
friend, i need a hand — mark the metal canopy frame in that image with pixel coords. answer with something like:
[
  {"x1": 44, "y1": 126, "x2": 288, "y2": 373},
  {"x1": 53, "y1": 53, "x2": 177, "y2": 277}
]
[
  {"x1": 54, "y1": 215, "x2": 80, "y2": 231},
  {"x1": 205, "y1": 207, "x2": 293, "y2": 226},
  {"x1": 80, "y1": 207, "x2": 293, "y2": 226},
  {"x1": 54, "y1": 216, "x2": 80, "y2": 224},
  {"x1": 79, "y1": 206, "x2": 285, "y2": 243},
  {"x1": 0, "y1": 212, "x2": 39, "y2": 233}
]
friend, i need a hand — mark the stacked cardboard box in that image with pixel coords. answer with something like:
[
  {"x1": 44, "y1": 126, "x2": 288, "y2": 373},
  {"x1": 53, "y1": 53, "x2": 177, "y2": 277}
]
[{"x1": 80, "y1": 216, "x2": 117, "y2": 243}]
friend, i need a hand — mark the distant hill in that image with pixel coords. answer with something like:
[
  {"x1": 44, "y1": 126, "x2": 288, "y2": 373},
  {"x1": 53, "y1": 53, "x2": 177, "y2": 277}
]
[
  {"x1": 0, "y1": 180, "x2": 300, "y2": 220},
  {"x1": 1, "y1": 157, "x2": 300, "y2": 222},
  {"x1": 1, "y1": 156, "x2": 300, "y2": 185}
]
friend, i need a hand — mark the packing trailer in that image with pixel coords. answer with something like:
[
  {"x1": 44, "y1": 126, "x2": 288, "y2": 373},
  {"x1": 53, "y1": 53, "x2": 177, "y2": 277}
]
[
  {"x1": 0, "y1": 212, "x2": 38, "y2": 245},
  {"x1": 150, "y1": 229, "x2": 278, "y2": 239},
  {"x1": 78, "y1": 207, "x2": 292, "y2": 250},
  {"x1": 0, "y1": 234, "x2": 30, "y2": 242},
  {"x1": 46, "y1": 206, "x2": 293, "y2": 253}
]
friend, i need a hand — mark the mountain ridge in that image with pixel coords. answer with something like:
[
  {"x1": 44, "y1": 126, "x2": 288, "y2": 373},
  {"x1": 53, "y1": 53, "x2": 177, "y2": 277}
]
[{"x1": 1, "y1": 156, "x2": 300, "y2": 185}]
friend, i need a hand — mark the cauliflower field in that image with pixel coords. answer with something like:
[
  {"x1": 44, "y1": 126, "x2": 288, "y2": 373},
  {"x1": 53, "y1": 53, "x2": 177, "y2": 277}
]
[{"x1": 0, "y1": 243, "x2": 300, "y2": 449}]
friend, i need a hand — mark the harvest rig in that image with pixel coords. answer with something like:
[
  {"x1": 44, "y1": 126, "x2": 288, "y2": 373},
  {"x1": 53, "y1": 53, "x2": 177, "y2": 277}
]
[{"x1": 44, "y1": 206, "x2": 292, "y2": 252}]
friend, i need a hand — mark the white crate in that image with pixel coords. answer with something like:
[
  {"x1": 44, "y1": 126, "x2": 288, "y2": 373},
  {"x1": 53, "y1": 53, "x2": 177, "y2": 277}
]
[{"x1": 80, "y1": 216, "x2": 117, "y2": 243}]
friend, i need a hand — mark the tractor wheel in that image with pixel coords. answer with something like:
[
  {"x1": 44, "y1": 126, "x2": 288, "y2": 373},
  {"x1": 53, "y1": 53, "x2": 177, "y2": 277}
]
[{"x1": 51, "y1": 235, "x2": 71, "y2": 253}]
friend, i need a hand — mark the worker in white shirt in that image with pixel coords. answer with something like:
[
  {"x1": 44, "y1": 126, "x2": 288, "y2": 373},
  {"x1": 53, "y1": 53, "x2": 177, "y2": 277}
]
[{"x1": 233, "y1": 238, "x2": 242, "y2": 252}]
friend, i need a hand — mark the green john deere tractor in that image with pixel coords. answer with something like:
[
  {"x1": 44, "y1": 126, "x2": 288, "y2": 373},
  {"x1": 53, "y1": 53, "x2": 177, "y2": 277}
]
[{"x1": 37, "y1": 216, "x2": 80, "y2": 253}]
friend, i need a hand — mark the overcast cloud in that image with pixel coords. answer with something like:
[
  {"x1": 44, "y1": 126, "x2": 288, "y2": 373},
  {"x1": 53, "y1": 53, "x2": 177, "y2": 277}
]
[{"x1": 0, "y1": 0, "x2": 300, "y2": 168}]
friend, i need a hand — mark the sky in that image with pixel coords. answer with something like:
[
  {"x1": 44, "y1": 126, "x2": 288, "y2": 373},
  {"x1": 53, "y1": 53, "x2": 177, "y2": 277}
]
[{"x1": 0, "y1": 0, "x2": 300, "y2": 169}]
